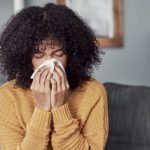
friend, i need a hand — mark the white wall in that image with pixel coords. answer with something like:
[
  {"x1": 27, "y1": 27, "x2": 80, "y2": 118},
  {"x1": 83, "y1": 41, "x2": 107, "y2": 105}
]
[
  {"x1": 0, "y1": 0, "x2": 13, "y2": 83},
  {"x1": 95, "y1": 0, "x2": 150, "y2": 86},
  {"x1": 0, "y1": 0, "x2": 150, "y2": 86},
  {"x1": 25, "y1": 0, "x2": 56, "y2": 7},
  {"x1": 0, "y1": 0, "x2": 13, "y2": 29}
]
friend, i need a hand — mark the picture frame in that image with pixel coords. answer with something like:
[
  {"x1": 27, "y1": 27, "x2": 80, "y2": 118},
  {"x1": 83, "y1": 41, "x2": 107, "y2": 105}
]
[{"x1": 56, "y1": 0, "x2": 123, "y2": 48}]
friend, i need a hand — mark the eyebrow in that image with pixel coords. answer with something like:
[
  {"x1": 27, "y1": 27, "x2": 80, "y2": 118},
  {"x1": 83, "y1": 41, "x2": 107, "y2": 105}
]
[
  {"x1": 36, "y1": 47, "x2": 64, "y2": 54},
  {"x1": 53, "y1": 47, "x2": 64, "y2": 52}
]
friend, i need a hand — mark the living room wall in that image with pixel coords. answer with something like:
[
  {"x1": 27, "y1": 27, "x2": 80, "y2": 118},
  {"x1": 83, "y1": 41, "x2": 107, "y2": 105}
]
[
  {"x1": 0, "y1": 0, "x2": 150, "y2": 86},
  {"x1": 95, "y1": 0, "x2": 150, "y2": 86}
]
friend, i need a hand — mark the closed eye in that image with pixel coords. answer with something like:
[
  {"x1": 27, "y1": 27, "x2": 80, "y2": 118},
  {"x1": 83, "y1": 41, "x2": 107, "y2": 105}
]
[
  {"x1": 54, "y1": 51, "x2": 64, "y2": 57},
  {"x1": 33, "y1": 53, "x2": 44, "y2": 58},
  {"x1": 33, "y1": 49, "x2": 65, "y2": 58}
]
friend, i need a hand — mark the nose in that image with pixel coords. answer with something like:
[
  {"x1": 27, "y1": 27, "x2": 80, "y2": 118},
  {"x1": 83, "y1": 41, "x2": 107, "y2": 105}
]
[{"x1": 45, "y1": 54, "x2": 52, "y2": 59}]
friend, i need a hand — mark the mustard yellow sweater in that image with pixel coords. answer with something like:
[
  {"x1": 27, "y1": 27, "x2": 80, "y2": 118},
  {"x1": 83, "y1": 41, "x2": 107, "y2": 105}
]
[{"x1": 0, "y1": 78, "x2": 108, "y2": 150}]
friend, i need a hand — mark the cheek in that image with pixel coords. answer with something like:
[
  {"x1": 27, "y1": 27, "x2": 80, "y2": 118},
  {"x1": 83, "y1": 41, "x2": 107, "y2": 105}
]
[
  {"x1": 59, "y1": 55, "x2": 68, "y2": 69},
  {"x1": 32, "y1": 58, "x2": 44, "y2": 70},
  {"x1": 31, "y1": 55, "x2": 68, "y2": 70}
]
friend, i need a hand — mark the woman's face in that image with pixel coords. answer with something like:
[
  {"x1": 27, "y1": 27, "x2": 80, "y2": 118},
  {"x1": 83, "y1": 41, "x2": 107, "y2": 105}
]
[{"x1": 32, "y1": 40, "x2": 68, "y2": 70}]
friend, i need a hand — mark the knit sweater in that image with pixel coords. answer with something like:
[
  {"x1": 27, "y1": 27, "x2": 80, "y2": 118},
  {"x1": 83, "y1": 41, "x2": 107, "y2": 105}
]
[{"x1": 0, "y1": 78, "x2": 108, "y2": 150}]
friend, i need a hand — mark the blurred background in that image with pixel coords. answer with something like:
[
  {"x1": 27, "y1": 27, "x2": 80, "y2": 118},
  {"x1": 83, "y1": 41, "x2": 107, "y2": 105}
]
[
  {"x1": 0, "y1": 0, "x2": 150, "y2": 86},
  {"x1": 1, "y1": 1, "x2": 150, "y2": 149}
]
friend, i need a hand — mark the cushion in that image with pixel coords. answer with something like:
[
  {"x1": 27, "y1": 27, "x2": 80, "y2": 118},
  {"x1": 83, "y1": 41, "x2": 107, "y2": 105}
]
[{"x1": 104, "y1": 82, "x2": 150, "y2": 150}]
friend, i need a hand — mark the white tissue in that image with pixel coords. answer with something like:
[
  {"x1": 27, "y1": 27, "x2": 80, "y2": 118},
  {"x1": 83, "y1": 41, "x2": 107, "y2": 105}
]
[{"x1": 31, "y1": 58, "x2": 65, "y2": 79}]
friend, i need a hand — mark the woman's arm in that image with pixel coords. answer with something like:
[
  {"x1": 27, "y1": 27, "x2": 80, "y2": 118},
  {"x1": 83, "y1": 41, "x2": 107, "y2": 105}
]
[
  {"x1": 51, "y1": 86, "x2": 109, "y2": 150},
  {"x1": 0, "y1": 88, "x2": 51, "y2": 150}
]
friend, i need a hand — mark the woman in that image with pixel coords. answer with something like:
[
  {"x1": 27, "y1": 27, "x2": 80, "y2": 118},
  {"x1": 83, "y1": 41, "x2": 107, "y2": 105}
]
[{"x1": 0, "y1": 3, "x2": 108, "y2": 150}]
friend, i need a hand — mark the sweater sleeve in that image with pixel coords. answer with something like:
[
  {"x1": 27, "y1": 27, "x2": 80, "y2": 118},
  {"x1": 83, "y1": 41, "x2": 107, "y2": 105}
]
[
  {"x1": 51, "y1": 86, "x2": 109, "y2": 150},
  {"x1": 0, "y1": 88, "x2": 51, "y2": 150}
]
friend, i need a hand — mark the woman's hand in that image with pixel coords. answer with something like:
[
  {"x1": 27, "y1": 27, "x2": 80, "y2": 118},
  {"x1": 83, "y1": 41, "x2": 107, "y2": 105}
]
[
  {"x1": 50, "y1": 65, "x2": 70, "y2": 109},
  {"x1": 30, "y1": 66, "x2": 52, "y2": 111}
]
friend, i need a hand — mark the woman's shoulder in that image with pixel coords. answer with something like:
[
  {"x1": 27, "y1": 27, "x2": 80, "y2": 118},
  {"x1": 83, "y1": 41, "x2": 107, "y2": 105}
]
[
  {"x1": 0, "y1": 80, "x2": 17, "y2": 105},
  {"x1": 68, "y1": 78, "x2": 107, "y2": 119},
  {"x1": 0, "y1": 80, "x2": 34, "y2": 113},
  {"x1": 0, "y1": 81, "x2": 17, "y2": 115},
  {"x1": 0, "y1": 80, "x2": 29, "y2": 98},
  {"x1": 0, "y1": 80, "x2": 16, "y2": 92},
  {"x1": 82, "y1": 78, "x2": 106, "y2": 95},
  {"x1": 0, "y1": 80, "x2": 28, "y2": 92},
  {"x1": 85, "y1": 78, "x2": 105, "y2": 89},
  {"x1": 73, "y1": 78, "x2": 106, "y2": 102}
]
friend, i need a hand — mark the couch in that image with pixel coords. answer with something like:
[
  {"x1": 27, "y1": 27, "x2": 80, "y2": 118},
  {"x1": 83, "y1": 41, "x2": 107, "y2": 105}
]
[{"x1": 104, "y1": 82, "x2": 150, "y2": 150}]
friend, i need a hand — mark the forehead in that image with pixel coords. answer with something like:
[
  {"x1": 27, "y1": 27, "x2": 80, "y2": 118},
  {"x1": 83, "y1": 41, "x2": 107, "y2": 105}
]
[{"x1": 38, "y1": 39, "x2": 63, "y2": 52}]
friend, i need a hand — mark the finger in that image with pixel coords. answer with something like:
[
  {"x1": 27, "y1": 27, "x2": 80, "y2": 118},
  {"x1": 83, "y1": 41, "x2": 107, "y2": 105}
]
[
  {"x1": 65, "y1": 79, "x2": 70, "y2": 90},
  {"x1": 33, "y1": 66, "x2": 48, "y2": 90},
  {"x1": 31, "y1": 68, "x2": 43, "y2": 90},
  {"x1": 55, "y1": 65, "x2": 67, "y2": 90},
  {"x1": 55, "y1": 65, "x2": 65, "y2": 80},
  {"x1": 39, "y1": 68, "x2": 49, "y2": 86},
  {"x1": 53, "y1": 68, "x2": 61, "y2": 92},
  {"x1": 34, "y1": 66, "x2": 47, "y2": 83},
  {"x1": 44, "y1": 71, "x2": 52, "y2": 91},
  {"x1": 51, "y1": 77, "x2": 57, "y2": 101}
]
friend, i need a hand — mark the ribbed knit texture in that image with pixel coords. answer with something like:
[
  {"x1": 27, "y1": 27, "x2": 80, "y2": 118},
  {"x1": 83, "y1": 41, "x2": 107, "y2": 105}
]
[{"x1": 0, "y1": 78, "x2": 108, "y2": 150}]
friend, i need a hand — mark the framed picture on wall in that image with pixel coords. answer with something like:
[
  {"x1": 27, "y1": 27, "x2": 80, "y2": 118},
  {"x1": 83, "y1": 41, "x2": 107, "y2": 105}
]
[{"x1": 56, "y1": 0, "x2": 123, "y2": 48}]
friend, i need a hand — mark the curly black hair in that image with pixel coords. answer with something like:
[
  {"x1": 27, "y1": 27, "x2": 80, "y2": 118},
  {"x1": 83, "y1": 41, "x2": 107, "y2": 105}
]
[{"x1": 0, "y1": 3, "x2": 103, "y2": 90}]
